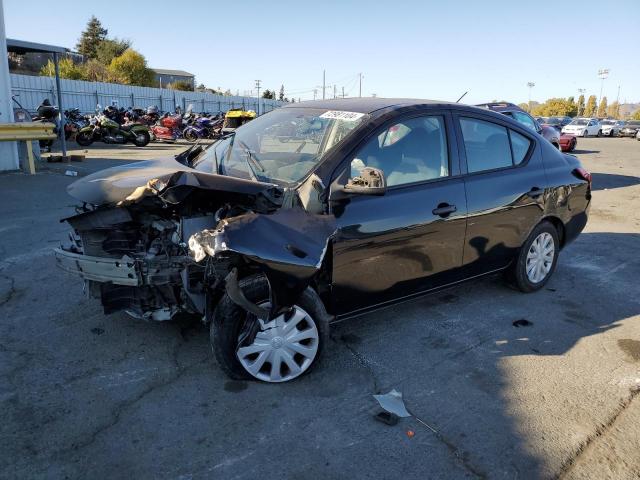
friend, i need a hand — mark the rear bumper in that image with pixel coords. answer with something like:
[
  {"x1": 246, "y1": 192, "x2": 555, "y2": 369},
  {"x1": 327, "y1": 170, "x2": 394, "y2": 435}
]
[{"x1": 54, "y1": 248, "x2": 140, "y2": 286}]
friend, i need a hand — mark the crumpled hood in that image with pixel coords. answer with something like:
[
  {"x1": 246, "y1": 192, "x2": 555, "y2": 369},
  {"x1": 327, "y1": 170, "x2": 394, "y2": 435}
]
[{"x1": 67, "y1": 156, "x2": 282, "y2": 206}]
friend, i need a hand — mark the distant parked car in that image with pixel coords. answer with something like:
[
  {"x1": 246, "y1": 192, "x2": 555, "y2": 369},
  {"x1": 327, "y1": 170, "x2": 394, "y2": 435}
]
[
  {"x1": 559, "y1": 134, "x2": 577, "y2": 152},
  {"x1": 599, "y1": 119, "x2": 625, "y2": 137},
  {"x1": 620, "y1": 120, "x2": 640, "y2": 137},
  {"x1": 562, "y1": 118, "x2": 601, "y2": 137},
  {"x1": 540, "y1": 116, "x2": 572, "y2": 132},
  {"x1": 636, "y1": 129, "x2": 640, "y2": 141},
  {"x1": 476, "y1": 103, "x2": 561, "y2": 149}
]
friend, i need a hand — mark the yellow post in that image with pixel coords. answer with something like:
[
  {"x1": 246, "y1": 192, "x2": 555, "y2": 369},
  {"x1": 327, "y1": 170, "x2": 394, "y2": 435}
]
[{"x1": 25, "y1": 141, "x2": 36, "y2": 175}]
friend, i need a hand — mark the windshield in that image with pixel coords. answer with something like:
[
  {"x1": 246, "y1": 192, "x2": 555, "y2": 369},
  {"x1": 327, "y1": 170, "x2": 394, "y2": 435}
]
[
  {"x1": 215, "y1": 108, "x2": 368, "y2": 184},
  {"x1": 569, "y1": 119, "x2": 588, "y2": 126},
  {"x1": 193, "y1": 137, "x2": 232, "y2": 173}
]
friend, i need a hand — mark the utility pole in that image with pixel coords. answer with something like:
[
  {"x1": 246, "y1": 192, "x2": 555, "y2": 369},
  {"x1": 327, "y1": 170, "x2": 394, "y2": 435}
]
[
  {"x1": 359, "y1": 73, "x2": 362, "y2": 98},
  {"x1": 597, "y1": 68, "x2": 609, "y2": 118},
  {"x1": 322, "y1": 70, "x2": 325, "y2": 100},
  {"x1": 254, "y1": 79, "x2": 261, "y2": 115},
  {"x1": 333, "y1": 84, "x2": 336, "y2": 99},
  {"x1": 313, "y1": 89, "x2": 317, "y2": 100},
  {"x1": 342, "y1": 86, "x2": 345, "y2": 98},
  {"x1": 526, "y1": 82, "x2": 535, "y2": 113},
  {"x1": 577, "y1": 88, "x2": 585, "y2": 117}
]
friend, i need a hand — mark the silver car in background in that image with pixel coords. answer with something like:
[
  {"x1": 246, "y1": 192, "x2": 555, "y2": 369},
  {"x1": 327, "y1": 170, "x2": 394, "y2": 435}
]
[{"x1": 599, "y1": 119, "x2": 625, "y2": 137}]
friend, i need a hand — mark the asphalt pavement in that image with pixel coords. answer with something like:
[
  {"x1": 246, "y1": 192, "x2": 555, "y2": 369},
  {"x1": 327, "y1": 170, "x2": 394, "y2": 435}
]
[{"x1": 1, "y1": 137, "x2": 639, "y2": 479}]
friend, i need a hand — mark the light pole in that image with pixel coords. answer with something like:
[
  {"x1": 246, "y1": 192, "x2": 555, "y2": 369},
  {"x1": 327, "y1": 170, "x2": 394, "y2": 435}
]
[
  {"x1": 254, "y1": 79, "x2": 261, "y2": 115},
  {"x1": 597, "y1": 68, "x2": 609, "y2": 118},
  {"x1": 358, "y1": 73, "x2": 363, "y2": 98},
  {"x1": 577, "y1": 88, "x2": 585, "y2": 116},
  {"x1": 527, "y1": 82, "x2": 535, "y2": 113}
]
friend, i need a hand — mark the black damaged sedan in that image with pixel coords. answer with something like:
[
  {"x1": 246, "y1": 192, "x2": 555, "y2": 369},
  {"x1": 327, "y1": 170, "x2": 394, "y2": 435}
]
[{"x1": 55, "y1": 98, "x2": 591, "y2": 383}]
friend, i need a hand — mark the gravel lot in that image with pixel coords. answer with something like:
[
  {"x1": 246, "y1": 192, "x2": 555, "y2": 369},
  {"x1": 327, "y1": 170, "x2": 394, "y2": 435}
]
[{"x1": 1, "y1": 137, "x2": 638, "y2": 479}]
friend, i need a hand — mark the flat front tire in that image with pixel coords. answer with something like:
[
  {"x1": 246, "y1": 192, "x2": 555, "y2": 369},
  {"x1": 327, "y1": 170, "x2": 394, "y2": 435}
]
[
  {"x1": 210, "y1": 275, "x2": 330, "y2": 383},
  {"x1": 509, "y1": 221, "x2": 560, "y2": 293}
]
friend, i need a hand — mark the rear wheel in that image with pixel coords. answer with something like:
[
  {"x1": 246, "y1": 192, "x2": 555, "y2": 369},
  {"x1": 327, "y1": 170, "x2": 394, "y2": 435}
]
[
  {"x1": 132, "y1": 131, "x2": 150, "y2": 147},
  {"x1": 508, "y1": 221, "x2": 559, "y2": 293},
  {"x1": 75, "y1": 131, "x2": 94, "y2": 146},
  {"x1": 597, "y1": 130, "x2": 602, "y2": 137},
  {"x1": 210, "y1": 275, "x2": 329, "y2": 383},
  {"x1": 569, "y1": 138, "x2": 577, "y2": 152},
  {"x1": 582, "y1": 130, "x2": 588, "y2": 137}
]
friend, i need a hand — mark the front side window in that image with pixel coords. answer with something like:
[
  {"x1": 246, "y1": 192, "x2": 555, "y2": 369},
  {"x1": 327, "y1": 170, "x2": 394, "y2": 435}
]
[
  {"x1": 459, "y1": 117, "x2": 531, "y2": 173},
  {"x1": 513, "y1": 111, "x2": 538, "y2": 132},
  {"x1": 349, "y1": 115, "x2": 449, "y2": 187}
]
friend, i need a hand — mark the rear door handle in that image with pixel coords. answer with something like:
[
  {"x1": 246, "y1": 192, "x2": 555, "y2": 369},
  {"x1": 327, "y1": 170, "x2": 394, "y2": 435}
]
[
  {"x1": 432, "y1": 203, "x2": 457, "y2": 217},
  {"x1": 527, "y1": 187, "x2": 544, "y2": 198}
]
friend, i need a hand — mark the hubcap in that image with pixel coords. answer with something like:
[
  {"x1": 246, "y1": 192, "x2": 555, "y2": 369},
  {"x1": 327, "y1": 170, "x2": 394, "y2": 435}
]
[
  {"x1": 526, "y1": 232, "x2": 555, "y2": 284},
  {"x1": 236, "y1": 305, "x2": 319, "y2": 383}
]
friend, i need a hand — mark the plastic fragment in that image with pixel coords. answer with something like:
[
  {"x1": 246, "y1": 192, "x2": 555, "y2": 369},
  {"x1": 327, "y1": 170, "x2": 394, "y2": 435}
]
[{"x1": 373, "y1": 389, "x2": 411, "y2": 418}]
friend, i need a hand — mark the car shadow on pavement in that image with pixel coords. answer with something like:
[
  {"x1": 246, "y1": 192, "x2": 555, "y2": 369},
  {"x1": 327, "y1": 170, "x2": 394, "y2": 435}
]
[
  {"x1": 572, "y1": 149, "x2": 600, "y2": 154},
  {"x1": 327, "y1": 231, "x2": 640, "y2": 479},
  {"x1": 590, "y1": 172, "x2": 640, "y2": 191}
]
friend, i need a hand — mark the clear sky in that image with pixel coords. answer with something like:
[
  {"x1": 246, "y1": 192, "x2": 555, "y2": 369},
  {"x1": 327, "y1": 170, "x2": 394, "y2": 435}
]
[{"x1": 4, "y1": 0, "x2": 639, "y2": 104}]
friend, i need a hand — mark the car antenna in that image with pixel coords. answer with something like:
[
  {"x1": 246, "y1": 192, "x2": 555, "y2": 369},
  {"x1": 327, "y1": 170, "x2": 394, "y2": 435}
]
[{"x1": 455, "y1": 91, "x2": 468, "y2": 103}]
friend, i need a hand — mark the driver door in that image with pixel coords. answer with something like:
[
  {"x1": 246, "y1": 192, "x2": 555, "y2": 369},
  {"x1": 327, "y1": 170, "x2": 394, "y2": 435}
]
[{"x1": 328, "y1": 112, "x2": 467, "y2": 316}]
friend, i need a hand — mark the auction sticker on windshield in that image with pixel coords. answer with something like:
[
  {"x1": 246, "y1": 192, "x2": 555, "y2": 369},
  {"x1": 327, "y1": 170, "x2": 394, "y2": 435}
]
[{"x1": 319, "y1": 110, "x2": 365, "y2": 121}]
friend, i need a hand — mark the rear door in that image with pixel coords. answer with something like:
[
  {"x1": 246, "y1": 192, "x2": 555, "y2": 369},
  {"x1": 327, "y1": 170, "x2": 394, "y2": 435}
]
[
  {"x1": 328, "y1": 111, "x2": 468, "y2": 315},
  {"x1": 453, "y1": 112, "x2": 548, "y2": 274}
]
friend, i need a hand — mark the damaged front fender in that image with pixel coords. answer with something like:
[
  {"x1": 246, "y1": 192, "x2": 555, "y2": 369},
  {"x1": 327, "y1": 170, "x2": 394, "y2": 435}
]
[{"x1": 189, "y1": 208, "x2": 336, "y2": 318}]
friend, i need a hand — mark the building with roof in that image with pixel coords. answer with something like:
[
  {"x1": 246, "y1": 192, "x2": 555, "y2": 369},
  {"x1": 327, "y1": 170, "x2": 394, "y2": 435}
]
[{"x1": 151, "y1": 68, "x2": 195, "y2": 89}]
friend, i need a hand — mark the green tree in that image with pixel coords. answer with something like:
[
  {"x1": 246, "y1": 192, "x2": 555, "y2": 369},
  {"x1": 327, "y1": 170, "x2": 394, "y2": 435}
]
[
  {"x1": 262, "y1": 89, "x2": 275, "y2": 99},
  {"x1": 108, "y1": 49, "x2": 155, "y2": 87},
  {"x1": 279, "y1": 85, "x2": 285, "y2": 101},
  {"x1": 631, "y1": 109, "x2": 640, "y2": 121},
  {"x1": 39, "y1": 57, "x2": 84, "y2": 80},
  {"x1": 76, "y1": 16, "x2": 108, "y2": 59},
  {"x1": 95, "y1": 38, "x2": 130, "y2": 65},
  {"x1": 82, "y1": 59, "x2": 113, "y2": 82},
  {"x1": 517, "y1": 103, "x2": 529, "y2": 111},
  {"x1": 577, "y1": 94, "x2": 585, "y2": 116},
  {"x1": 167, "y1": 80, "x2": 194, "y2": 91},
  {"x1": 607, "y1": 101, "x2": 621, "y2": 118},
  {"x1": 584, "y1": 95, "x2": 597, "y2": 117},
  {"x1": 531, "y1": 98, "x2": 577, "y2": 117},
  {"x1": 596, "y1": 97, "x2": 608, "y2": 117}
]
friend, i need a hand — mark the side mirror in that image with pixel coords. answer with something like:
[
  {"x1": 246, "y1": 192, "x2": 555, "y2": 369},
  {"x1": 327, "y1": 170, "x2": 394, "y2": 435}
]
[{"x1": 343, "y1": 167, "x2": 386, "y2": 195}]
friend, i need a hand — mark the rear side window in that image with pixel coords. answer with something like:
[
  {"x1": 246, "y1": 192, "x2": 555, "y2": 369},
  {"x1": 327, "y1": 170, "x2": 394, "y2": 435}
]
[
  {"x1": 510, "y1": 130, "x2": 531, "y2": 164},
  {"x1": 459, "y1": 117, "x2": 532, "y2": 172}
]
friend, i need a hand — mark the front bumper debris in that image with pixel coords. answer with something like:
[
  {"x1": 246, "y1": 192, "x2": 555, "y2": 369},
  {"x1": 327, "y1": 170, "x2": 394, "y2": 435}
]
[{"x1": 54, "y1": 248, "x2": 140, "y2": 286}]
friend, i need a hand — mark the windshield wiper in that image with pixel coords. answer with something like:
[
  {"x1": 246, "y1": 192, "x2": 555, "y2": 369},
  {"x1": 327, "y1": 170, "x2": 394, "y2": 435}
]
[{"x1": 237, "y1": 140, "x2": 265, "y2": 181}]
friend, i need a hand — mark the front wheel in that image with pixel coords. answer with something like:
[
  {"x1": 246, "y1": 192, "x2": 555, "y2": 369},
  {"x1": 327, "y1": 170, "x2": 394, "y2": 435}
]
[
  {"x1": 76, "y1": 131, "x2": 94, "y2": 146},
  {"x1": 597, "y1": 130, "x2": 602, "y2": 137},
  {"x1": 132, "y1": 131, "x2": 150, "y2": 147},
  {"x1": 210, "y1": 275, "x2": 329, "y2": 383},
  {"x1": 508, "y1": 221, "x2": 559, "y2": 293},
  {"x1": 582, "y1": 130, "x2": 588, "y2": 137},
  {"x1": 183, "y1": 129, "x2": 198, "y2": 142},
  {"x1": 569, "y1": 138, "x2": 577, "y2": 152}
]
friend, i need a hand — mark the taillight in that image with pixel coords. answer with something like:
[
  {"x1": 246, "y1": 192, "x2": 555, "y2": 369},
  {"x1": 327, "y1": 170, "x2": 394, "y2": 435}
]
[{"x1": 574, "y1": 167, "x2": 592, "y2": 186}]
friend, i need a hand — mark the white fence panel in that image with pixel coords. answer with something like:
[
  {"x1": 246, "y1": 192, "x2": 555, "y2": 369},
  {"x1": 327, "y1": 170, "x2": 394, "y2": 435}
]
[{"x1": 10, "y1": 73, "x2": 284, "y2": 115}]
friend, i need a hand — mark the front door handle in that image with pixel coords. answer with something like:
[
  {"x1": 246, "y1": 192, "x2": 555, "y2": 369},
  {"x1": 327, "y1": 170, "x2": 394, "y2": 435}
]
[
  {"x1": 432, "y1": 203, "x2": 457, "y2": 217},
  {"x1": 527, "y1": 187, "x2": 544, "y2": 199}
]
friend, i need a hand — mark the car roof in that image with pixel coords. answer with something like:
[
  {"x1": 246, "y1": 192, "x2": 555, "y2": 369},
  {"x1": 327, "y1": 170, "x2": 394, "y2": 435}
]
[
  {"x1": 281, "y1": 97, "x2": 458, "y2": 114},
  {"x1": 474, "y1": 102, "x2": 526, "y2": 113}
]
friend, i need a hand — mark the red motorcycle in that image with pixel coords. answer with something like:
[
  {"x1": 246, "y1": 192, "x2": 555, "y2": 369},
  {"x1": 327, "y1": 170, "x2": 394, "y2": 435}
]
[{"x1": 150, "y1": 113, "x2": 184, "y2": 142}]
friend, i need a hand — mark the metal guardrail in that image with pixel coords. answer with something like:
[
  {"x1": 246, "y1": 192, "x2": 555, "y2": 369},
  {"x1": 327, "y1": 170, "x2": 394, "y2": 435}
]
[{"x1": 0, "y1": 122, "x2": 56, "y2": 174}]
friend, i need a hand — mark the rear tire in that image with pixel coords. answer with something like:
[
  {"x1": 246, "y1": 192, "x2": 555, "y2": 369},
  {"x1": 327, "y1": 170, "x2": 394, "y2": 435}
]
[
  {"x1": 569, "y1": 138, "x2": 576, "y2": 152},
  {"x1": 132, "y1": 131, "x2": 150, "y2": 147},
  {"x1": 597, "y1": 130, "x2": 602, "y2": 137},
  {"x1": 210, "y1": 275, "x2": 330, "y2": 383},
  {"x1": 76, "y1": 131, "x2": 94, "y2": 147},
  {"x1": 508, "y1": 221, "x2": 559, "y2": 293},
  {"x1": 582, "y1": 130, "x2": 588, "y2": 137}
]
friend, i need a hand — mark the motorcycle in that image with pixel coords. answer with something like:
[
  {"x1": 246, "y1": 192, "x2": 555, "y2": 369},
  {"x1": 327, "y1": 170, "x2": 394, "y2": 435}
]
[
  {"x1": 63, "y1": 108, "x2": 88, "y2": 141},
  {"x1": 32, "y1": 99, "x2": 59, "y2": 151},
  {"x1": 150, "y1": 112, "x2": 184, "y2": 142},
  {"x1": 76, "y1": 113, "x2": 150, "y2": 147},
  {"x1": 183, "y1": 115, "x2": 223, "y2": 142}
]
